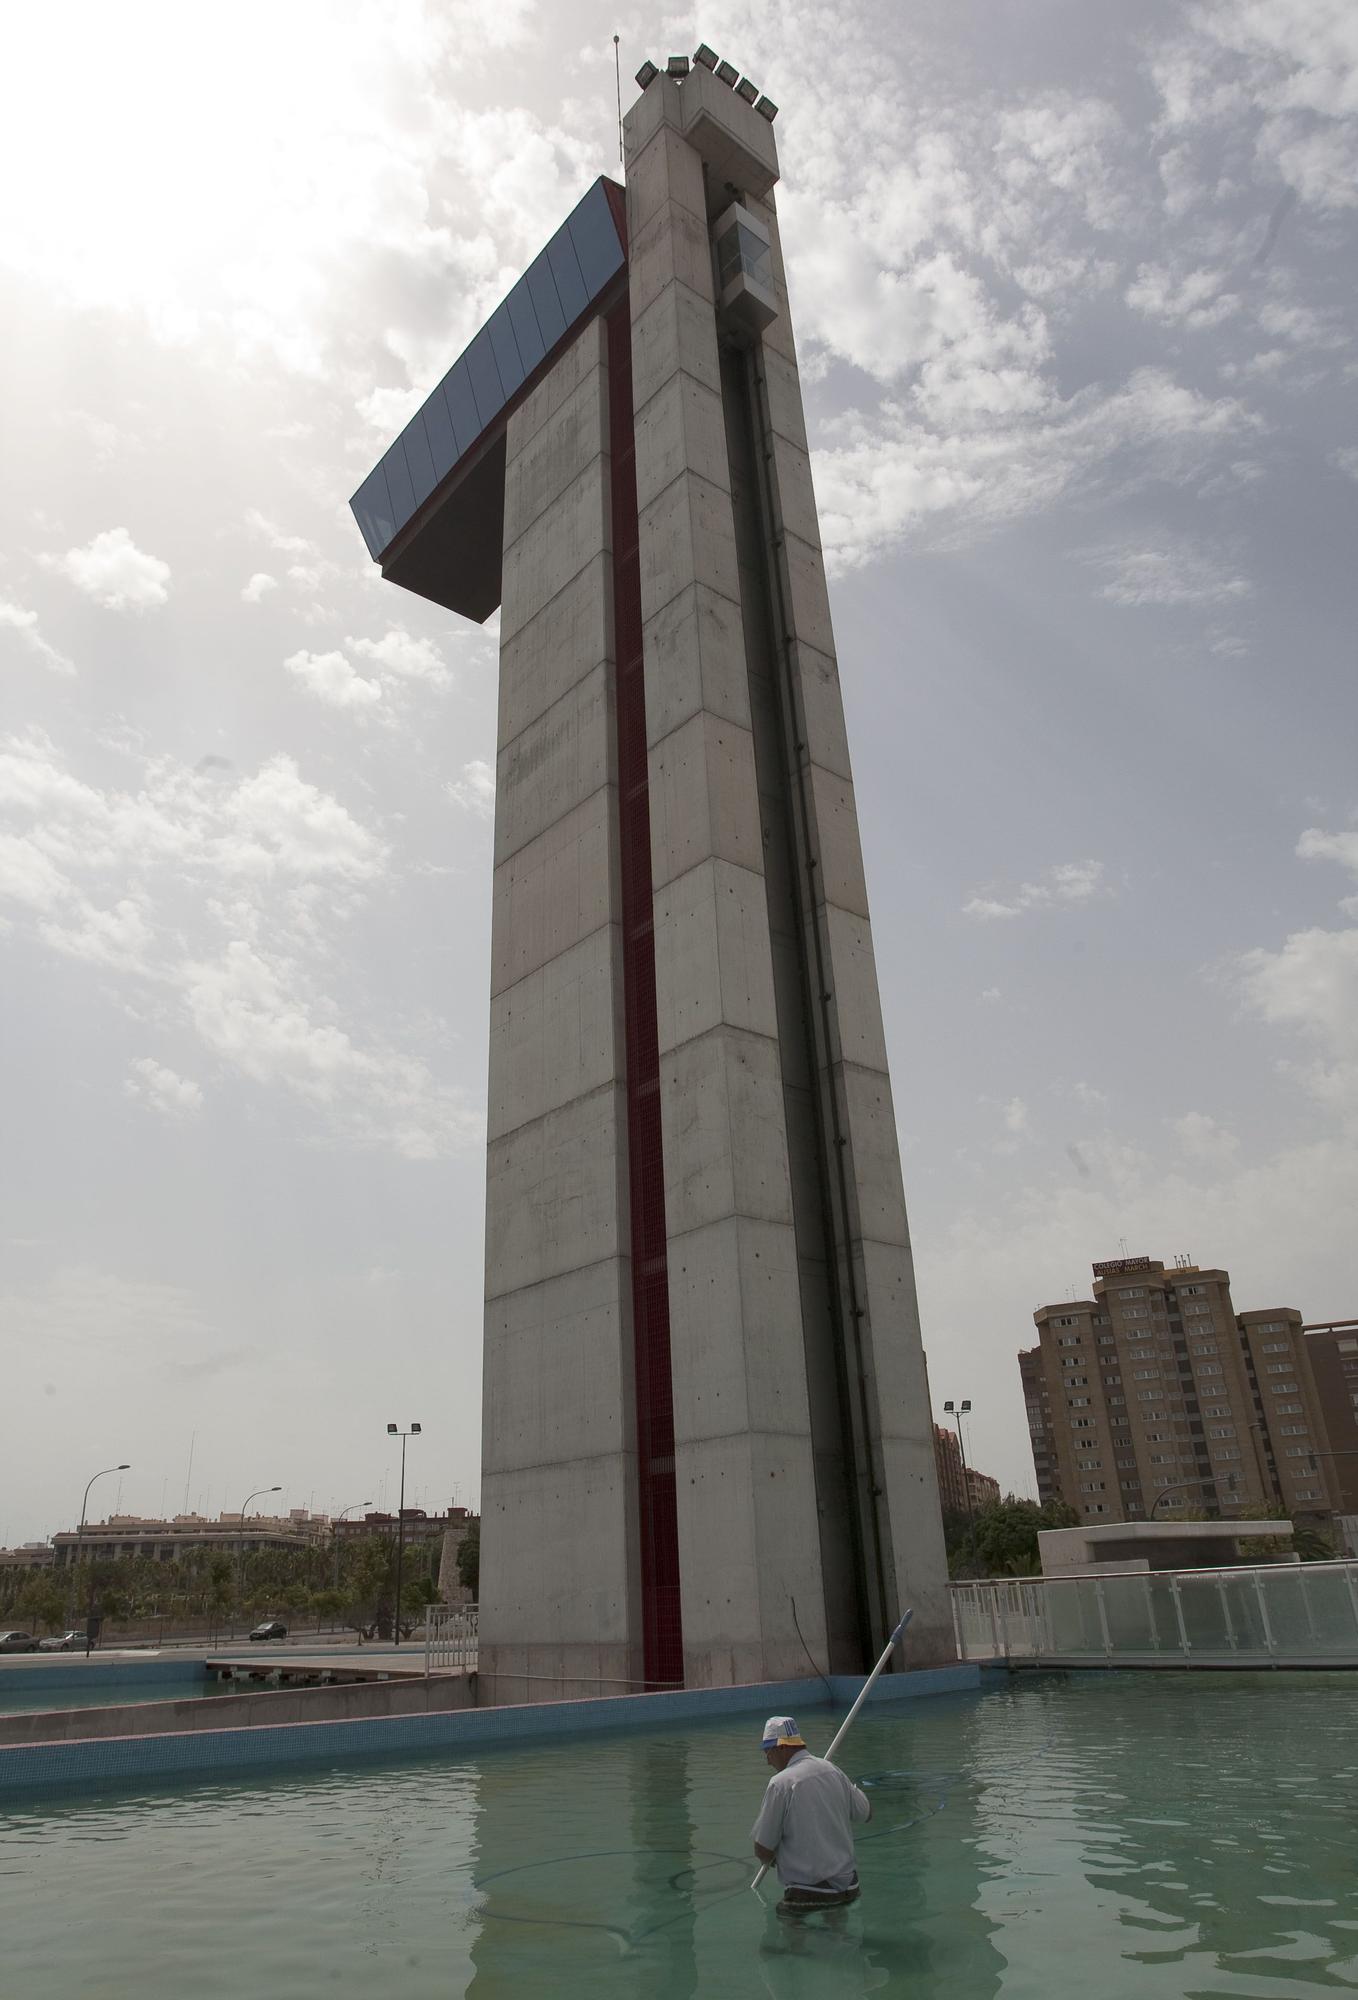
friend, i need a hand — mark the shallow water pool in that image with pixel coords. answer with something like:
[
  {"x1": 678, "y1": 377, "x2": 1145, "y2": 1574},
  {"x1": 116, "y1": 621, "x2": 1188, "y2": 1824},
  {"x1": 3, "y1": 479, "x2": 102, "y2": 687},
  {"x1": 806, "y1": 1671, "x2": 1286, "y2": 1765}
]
[
  {"x1": 0, "y1": 1677, "x2": 220, "y2": 1714},
  {"x1": 2, "y1": 1671, "x2": 1355, "y2": 1998}
]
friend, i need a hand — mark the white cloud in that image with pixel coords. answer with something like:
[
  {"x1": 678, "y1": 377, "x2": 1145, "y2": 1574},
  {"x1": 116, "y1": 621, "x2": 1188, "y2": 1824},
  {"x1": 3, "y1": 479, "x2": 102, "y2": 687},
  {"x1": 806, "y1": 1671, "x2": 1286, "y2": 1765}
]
[
  {"x1": 0, "y1": 732, "x2": 476, "y2": 1157},
  {"x1": 1238, "y1": 925, "x2": 1358, "y2": 1124},
  {"x1": 964, "y1": 860, "x2": 1106, "y2": 920},
  {"x1": 46, "y1": 527, "x2": 171, "y2": 610},
  {"x1": 816, "y1": 367, "x2": 1259, "y2": 570},
  {"x1": 126, "y1": 1056, "x2": 203, "y2": 1116},
  {"x1": 284, "y1": 647, "x2": 381, "y2": 709},
  {"x1": 447, "y1": 758, "x2": 495, "y2": 818},
  {"x1": 1084, "y1": 538, "x2": 1253, "y2": 608},
  {"x1": 0, "y1": 598, "x2": 74, "y2": 675},
  {"x1": 241, "y1": 571, "x2": 278, "y2": 603},
  {"x1": 1003, "y1": 1096, "x2": 1030, "y2": 1136},
  {"x1": 1126, "y1": 263, "x2": 1239, "y2": 330},
  {"x1": 40, "y1": 895, "x2": 154, "y2": 971},
  {"x1": 1174, "y1": 1111, "x2": 1240, "y2": 1164},
  {"x1": 349, "y1": 626, "x2": 448, "y2": 685},
  {"x1": 245, "y1": 509, "x2": 316, "y2": 558},
  {"x1": 0, "y1": 832, "x2": 68, "y2": 911},
  {"x1": 179, "y1": 938, "x2": 477, "y2": 1157},
  {"x1": 1333, "y1": 446, "x2": 1358, "y2": 481}
]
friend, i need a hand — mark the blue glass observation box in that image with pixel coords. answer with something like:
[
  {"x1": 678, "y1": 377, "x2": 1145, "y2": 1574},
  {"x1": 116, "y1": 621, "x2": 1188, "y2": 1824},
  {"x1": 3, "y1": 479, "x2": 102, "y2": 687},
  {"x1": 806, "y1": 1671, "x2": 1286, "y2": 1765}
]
[{"x1": 350, "y1": 178, "x2": 627, "y2": 623}]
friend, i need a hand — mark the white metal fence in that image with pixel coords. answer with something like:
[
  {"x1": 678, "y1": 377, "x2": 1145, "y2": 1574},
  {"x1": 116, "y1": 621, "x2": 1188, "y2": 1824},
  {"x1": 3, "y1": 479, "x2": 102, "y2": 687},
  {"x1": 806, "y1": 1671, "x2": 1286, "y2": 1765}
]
[
  {"x1": 424, "y1": 1603, "x2": 478, "y2": 1676},
  {"x1": 952, "y1": 1562, "x2": 1358, "y2": 1668}
]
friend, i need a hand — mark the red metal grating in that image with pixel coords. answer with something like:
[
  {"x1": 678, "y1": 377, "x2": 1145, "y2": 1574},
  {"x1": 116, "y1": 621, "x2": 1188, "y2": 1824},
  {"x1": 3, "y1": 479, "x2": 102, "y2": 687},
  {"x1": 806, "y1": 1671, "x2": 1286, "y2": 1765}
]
[{"x1": 605, "y1": 297, "x2": 684, "y2": 1690}]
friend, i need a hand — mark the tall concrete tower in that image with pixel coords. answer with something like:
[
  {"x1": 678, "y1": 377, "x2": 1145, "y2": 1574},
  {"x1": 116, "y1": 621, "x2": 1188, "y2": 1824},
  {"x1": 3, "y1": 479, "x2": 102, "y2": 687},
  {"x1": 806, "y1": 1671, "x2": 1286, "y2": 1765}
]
[{"x1": 353, "y1": 49, "x2": 952, "y2": 1700}]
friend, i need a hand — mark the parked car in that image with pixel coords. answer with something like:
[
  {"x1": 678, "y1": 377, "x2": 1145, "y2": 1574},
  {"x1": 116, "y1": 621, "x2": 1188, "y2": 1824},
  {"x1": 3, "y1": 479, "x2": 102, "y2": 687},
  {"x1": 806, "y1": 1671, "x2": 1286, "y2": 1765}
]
[
  {"x1": 248, "y1": 1620, "x2": 288, "y2": 1642},
  {"x1": 0, "y1": 1631, "x2": 37, "y2": 1653},
  {"x1": 38, "y1": 1632, "x2": 83, "y2": 1652}
]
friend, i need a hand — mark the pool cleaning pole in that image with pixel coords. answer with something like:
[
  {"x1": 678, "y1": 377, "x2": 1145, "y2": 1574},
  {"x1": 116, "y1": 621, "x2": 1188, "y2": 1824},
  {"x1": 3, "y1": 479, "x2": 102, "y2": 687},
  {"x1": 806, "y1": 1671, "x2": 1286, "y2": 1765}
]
[{"x1": 751, "y1": 1608, "x2": 913, "y2": 1895}]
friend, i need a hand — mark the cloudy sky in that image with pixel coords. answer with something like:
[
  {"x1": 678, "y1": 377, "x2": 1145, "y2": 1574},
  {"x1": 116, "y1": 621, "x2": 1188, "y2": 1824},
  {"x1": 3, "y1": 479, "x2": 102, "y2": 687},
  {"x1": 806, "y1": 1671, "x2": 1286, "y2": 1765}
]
[{"x1": 2, "y1": 0, "x2": 1355, "y2": 1544}]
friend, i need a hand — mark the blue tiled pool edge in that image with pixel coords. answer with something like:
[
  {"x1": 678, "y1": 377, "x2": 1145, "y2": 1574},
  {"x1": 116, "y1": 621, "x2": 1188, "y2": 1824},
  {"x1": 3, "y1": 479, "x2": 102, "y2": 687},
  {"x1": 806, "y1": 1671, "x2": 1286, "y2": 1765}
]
[
  {"x1": 0, "y1": 1657, "x2": 208, "y2": 1696},
  {"x1": 0, "y1": 1664, "x2": 979, "y2": 1796}
]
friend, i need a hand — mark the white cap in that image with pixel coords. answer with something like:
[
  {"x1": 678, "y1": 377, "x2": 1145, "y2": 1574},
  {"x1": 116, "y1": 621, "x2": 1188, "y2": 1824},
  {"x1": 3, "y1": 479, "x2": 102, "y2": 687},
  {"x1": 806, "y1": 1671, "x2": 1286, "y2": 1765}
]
[{"x1": 760, "y1": 1715, "x2": 806, "y2": 1750}]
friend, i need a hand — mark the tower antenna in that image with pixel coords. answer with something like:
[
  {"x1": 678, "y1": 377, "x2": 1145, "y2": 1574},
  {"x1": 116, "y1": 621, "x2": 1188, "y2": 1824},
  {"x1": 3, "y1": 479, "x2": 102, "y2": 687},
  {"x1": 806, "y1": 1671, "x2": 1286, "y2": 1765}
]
[{"x1": 614, "y1": 35, "x2": 623, "y2": 165}]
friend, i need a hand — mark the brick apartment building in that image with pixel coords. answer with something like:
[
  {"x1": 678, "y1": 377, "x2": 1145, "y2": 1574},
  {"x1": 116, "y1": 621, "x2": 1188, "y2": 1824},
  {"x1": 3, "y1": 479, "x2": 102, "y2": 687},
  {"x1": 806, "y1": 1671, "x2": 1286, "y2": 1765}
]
[
  {"x1": 1303, "y1": 1320, "x2": 1358, "y2": 1514},
  {"x1": 1020, "y1": 1257, "x2": 1336, "y2": 1524},
  {"x1": 933, "y1": 1425, "x2": 1002, "y2": 1517}
]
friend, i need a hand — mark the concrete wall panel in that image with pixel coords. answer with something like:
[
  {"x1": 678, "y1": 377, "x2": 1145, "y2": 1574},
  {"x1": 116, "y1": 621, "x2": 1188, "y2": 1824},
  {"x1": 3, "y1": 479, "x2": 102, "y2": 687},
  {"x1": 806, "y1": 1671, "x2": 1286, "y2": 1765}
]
[
  {"x1": 482, "y1": 1259, "x2": 634, "y2": 1473},
  {"x1": 490, "y1": 785, "x2": 618, "y2": 998},
  {"x1": 503, "y1": 366, "x2": 608, "y2": 550},
  {"x1": 495, "y1": 660, "x2": 614, "y2": 867},
  {"x1": 497, "y1": 551, "x2": 612, "y2": 745},
  {"x1": 485, "y1": 1082, "x2": 629, "y2": 1301},
  {"x1": 639, "y1": 468, "x2": 741, "y2": 617},
  {"x1": 502, "y1": 456, "x2": 610, "y2": 643},
  {"x1": 634, "y1": 370, "x2": 730, "y2": 514},
  {"x1": 649, "y1": 709, "x2": 763, "y2": 891},
  {"x1": 659, "y1": 1027, "x2": 794, "y2": 1238},
  {"x1": 487, "y1": 921, "x2": 623, "y2": 1142},
  {"x1": 806, "y1": 764, "x2": 871, "y2": 920},
  {"x1": 667, "y1": 1213, "x2": 808, "y2": 1445},
  {"x1": 653, "y1": 857, "x2": 779, "y2": 1055},
  {"x1": 643, "y1": 582, "x2": 750, "y2": 743},
  {"x1": 632, "y1": 281, "x2": 721, "y2": 414}
]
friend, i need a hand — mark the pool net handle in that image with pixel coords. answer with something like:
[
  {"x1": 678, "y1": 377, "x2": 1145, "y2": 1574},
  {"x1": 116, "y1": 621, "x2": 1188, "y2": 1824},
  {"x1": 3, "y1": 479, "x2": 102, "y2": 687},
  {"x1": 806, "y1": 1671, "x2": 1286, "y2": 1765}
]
[{"x1": 749, "y1": 1609, "x2": 913, "y2": 1897}]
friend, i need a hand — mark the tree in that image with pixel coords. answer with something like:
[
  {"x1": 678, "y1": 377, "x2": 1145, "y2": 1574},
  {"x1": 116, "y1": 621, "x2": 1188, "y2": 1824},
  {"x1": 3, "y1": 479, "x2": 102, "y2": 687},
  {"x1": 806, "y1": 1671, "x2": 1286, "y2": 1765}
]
[
  {"x1": 456, "y1": 1520, "x2": 480, "y2": 1599},
  {"x1": 945, "y1": 1497, "x2": 1079, "y2": 1579}
]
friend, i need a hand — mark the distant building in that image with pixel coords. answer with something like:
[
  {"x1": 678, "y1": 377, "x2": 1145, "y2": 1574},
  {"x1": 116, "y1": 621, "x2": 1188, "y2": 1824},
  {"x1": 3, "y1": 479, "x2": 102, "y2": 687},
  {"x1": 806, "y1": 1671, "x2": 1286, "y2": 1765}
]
[
  {"x1": 933, "y1": 1425, "x2": 1001, "y2": 1517},
  {"x1": 51, "y1": 1510, "x2": 328, "y2": 1568},
  {"x1": 1020, "y1": 1257, "x2": 1335, "y2": 1525},
  {"x1": 331, "y1": 1505, "x2": 474, "y2": 1556},
  {"x1": 0, "y1": 1544, "x2": 55, "y2": 1570},
  {"x1": 1304, "y1": 1320, "x2": 1358, "y2": 1513}
]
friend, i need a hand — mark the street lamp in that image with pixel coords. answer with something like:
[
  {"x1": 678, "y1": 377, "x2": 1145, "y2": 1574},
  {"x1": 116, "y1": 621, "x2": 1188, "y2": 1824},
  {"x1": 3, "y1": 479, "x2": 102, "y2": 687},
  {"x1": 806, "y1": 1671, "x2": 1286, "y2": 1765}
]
[
  {"x1": 386, "y1": 1424, "x2": 421, "y2": 1646},
  {"x1": 236, "y1": 1484, "x2": 282, "y2": 1607},
  {"x1": 942, "y1": 1400, "x2": 974, "y2": 1519},
  {"x1": 333, "y1": 1499, "x2": 373, "y2": 1592},
  {"x1": 72, "y1": 1462, "x2": 130, "y2": 1643}
]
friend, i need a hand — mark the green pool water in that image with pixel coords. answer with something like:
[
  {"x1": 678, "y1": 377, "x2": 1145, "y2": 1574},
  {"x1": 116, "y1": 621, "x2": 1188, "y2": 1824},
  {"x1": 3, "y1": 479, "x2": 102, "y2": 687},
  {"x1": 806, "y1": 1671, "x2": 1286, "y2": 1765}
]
[
  {"x1": 0, "y1": 1676, "x2": 220, "y2": 1713},
  {"x1": 2, "y1": 1672, "x2": 1355, "y2": 1998}
]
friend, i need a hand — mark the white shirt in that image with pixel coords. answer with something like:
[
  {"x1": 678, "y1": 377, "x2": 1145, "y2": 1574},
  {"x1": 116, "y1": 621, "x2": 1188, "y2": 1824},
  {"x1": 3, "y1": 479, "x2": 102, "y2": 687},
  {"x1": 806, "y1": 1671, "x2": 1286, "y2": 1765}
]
[{"x1": 750, "y1": 1750, "x2": 870, "y2": 1890}]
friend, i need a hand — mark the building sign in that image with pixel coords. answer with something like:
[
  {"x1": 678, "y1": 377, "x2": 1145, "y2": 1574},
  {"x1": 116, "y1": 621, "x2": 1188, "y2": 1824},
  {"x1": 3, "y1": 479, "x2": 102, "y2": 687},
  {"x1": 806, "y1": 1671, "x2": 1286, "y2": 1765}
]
[{"x1": 1092, "y1": 1256, "x2": 1153, "y2": 1276}]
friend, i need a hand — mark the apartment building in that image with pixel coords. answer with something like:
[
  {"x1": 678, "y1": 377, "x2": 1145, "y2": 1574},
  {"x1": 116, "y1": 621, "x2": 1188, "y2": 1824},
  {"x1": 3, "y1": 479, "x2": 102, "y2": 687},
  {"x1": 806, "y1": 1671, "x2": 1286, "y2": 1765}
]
[
  {"x1": 933, "y1": 1426, "x2": 1002, "y2": 1517},
  {"x1": 1019, "y1": 1257, "x2": 1334, "y2": 1524},
  {"x1": 1304, "y1": 1320, "x2": 1358, "y2": 1513}
]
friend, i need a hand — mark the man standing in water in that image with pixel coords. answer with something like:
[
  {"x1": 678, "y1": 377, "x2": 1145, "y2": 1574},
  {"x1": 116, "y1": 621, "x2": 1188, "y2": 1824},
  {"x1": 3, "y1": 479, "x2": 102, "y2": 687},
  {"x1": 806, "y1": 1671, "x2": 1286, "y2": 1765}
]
[{"x1": 752, "y1": 1716, "x2": 872, "y2": 1912}]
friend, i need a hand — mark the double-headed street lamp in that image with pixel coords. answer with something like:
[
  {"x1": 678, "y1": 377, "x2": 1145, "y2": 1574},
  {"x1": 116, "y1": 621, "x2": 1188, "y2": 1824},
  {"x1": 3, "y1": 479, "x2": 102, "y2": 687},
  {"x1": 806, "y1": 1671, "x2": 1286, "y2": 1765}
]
[
  {"x1": 386, "y1": 1423, "x2": 421, "y2": 1646},
  {"x1": 333, "y1": 1499, "x2": 373, "y2": 1592},
  {"x1": 942, "y1": 1399, "x2": 973, "y2": 1519}
]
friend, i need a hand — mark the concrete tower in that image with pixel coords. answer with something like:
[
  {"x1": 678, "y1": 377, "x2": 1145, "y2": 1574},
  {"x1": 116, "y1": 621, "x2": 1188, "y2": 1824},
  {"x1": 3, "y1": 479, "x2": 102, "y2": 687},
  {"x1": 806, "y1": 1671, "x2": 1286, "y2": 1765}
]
[{"x1": 352, "y1": 50, "x2": 952, "y2": 1700}]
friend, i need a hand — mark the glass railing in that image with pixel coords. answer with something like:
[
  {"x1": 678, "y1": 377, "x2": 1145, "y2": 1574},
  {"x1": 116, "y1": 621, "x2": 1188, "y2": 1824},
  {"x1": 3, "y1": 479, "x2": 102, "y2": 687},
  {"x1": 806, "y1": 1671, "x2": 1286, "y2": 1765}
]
[{"x1": 952, "y1": 1562, "x2": 1358, "y2": 1666}]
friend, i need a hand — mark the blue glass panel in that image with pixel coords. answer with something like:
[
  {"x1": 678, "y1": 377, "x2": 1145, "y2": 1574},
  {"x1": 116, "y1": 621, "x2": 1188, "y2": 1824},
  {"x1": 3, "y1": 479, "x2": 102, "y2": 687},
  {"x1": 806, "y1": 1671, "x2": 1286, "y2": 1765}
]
[
  {"x1": 525, "y1": 254, "x2": 567, "y2": 349},
  {"x1": 487, "y1": 302, "x2": 526, "y2": 400},
  {"x1": 442, "y1": 360, "x2": 481, "y2": 457},
  {"x1": 568, "y1": 187, "x2": 625, "y2": 295},
  {"x1": 421, "y1": 381, "x2": 457, "y2": 483},
  {"x1": 402, "y1": 410, "x2": 438, "y2": 508},
  {"x1": 382, "y1": 438, "x2": 416, "y2": 526},
  {"x1": 351, "y1": 465, "x2": 395, "y2": 557},
  {"x1": 465, "y1": 327, "x2": 504, "y2": 428},
  {"x1": 546, "y1": 226, "x2": 588, "y2": 324},
  {"x1": 506, "y1": 283, "x2": 546, "y2": 379}
]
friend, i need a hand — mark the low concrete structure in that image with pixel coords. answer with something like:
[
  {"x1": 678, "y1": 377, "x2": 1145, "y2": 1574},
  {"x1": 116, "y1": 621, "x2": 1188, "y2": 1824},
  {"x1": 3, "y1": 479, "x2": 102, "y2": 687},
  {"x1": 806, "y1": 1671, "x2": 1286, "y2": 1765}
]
[
  {"x1": 0, "y1": 1672, "x2": 474, "y2": 1748},
  {"x1": 0, "y1": 1662, "x2": 978, "y2": 1794},
  {"x1": 1039, "y1": 1519, "x2": 1295, "y2": 1576}
]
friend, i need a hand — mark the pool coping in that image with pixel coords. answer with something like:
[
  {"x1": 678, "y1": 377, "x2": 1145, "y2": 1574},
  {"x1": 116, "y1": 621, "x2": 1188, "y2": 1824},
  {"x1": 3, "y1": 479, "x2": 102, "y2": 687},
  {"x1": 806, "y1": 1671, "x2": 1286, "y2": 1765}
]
[{"x1": 0, "y1": 1663, "x2": 980, "y2": 1796}]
